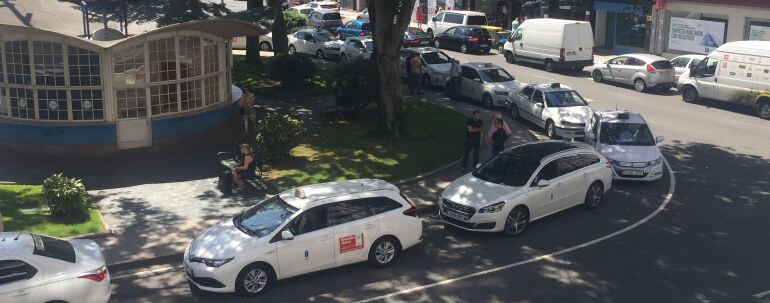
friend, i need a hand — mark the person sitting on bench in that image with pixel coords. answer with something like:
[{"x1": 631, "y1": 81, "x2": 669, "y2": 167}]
[{"x1": 232, "y1": 143, "x2": 257, "y2": 191}]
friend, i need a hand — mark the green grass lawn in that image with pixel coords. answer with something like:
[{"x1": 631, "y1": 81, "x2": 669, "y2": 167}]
[
  {"x1": 0, "y1": 184, "x2": 105, "y2": 238},
  {"x1": 231, "y1": 55, "x2": 332, "y2": 100},
  {"x1": 265, "y1": 101, "x2": 467, "y2": 190}
]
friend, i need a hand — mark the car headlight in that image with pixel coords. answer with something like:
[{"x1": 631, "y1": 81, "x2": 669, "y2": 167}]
[
  {"x1": 478, "y1": 201, "x2": 505, "y2": 213},
  {"x1": 191, "y1": 256, "x2": 234, "y2": 268},
  {"x1": 494, "y1": 90, "x2": 509, "y2": 96},
  {"x1": 648, "y1": 156, "x2": 663, "y2": 166}
]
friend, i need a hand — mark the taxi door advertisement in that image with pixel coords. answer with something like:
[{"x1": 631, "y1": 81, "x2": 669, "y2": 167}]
[{"x1": 334, "y1": 222, "x2": 378, "y2": 265}]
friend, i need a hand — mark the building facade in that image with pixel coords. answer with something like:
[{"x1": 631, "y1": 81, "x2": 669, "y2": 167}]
[{"x1": 593, "y1": 0, "x2": 645, "y2": 53}]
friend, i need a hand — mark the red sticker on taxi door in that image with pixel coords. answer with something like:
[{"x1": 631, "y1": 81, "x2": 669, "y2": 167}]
[{"x1": 339, "y1": 233, "x2": 365, "y2": 253}]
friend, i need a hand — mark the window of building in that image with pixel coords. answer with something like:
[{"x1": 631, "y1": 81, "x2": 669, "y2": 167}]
[
  {"x1": 9, "y1": 87, "x2": 34, "y2": 119},
  {"x1": 179, "y1": 36, "x2": 201, "y2": 78},
  {"x1": 4, "y1": 40, "x2": 31, "y2": 85},
  {"x1": 117, "y1": 88, "x2": 147, "y2": 119},
  {"x1": 180, "y1": 79, "x2": 202, "y2": 111},
  {"x1": 203, "y1": 75, "x2": 219, "y2": 105},
  {"x1": 114, "y1": 44, "x2": 146, "y2": 85},
  {"x1": 68, "y1": 46, "x2": 101, "y2": 86},
  {"x1": 150, "y1": 83, "x2": 178, "y2": 115},
  {"x1": 148, "y1": 37, "x2": 177, "y2": 82},
  {"x1": 0, "y1": 88, "x2": 6, "y2": 116},
  {"x1": 71, "y1": 89, "x2": 103, "y2": 120},
  {"x1": 746, "y1": 18, "x2": 770, "y2": 41},
  {"x1": 37, "y1": 89, "x2": 68, "y2": 120},
  {"x1": 32, "y1": 41, "x2": 65, "y2": 86},
  {"x1": 203, "y1": 38, "x2": 219, "y2": 74}
]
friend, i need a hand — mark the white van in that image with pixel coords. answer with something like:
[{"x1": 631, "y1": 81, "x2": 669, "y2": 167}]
[
  {"x1": 427, "y1": 10, "x2": 488, "y2": 36},
  {"x1": 502, "y1": 19, "x2": 594, "y2": 72},
  {"x1": 678, "y1": 41, "x2": 770, "y2": 119}
]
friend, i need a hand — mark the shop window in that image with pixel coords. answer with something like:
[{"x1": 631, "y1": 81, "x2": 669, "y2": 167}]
[
  {"x1": 116, "y1": 88, "x2": 147, "y2": 119},
  {"x1": 179, "y1": 36, "x2": 202, "y2": 78},
  {"x1": 9, "y1": 87, "x2": 34, "y2": 119},
  {"x1": 149, "y1": 37, "x2": 177, "y2": 82},
  {"x1": 203, "y1": 38, "x2": 219, "y2": 75},
  {"x1": 150, "y1": 83, "x2": 178, "y2": 115},
  {"x1": 32, "y1": 41, "x2": 65, "y2": 87},
  {"x1": 114, "y1": 44, "x2": 146, "y2": 85},
  {"x1": 68, "y1": 46, "x2": 101, "y2": 86},
  {"x1": 746, "y1": 18, "x2": 770, "y2": 41},
  {"x1": 71, "y1": 89, "x2": 103, "y2": 120},
  {"x1": 37, "y1": 89, "x2": 68, "y2": 120},
  {"x1": 666, "y1": 11, "x2": 728, "y2": 54},
  {"x1": 180, "y1": 79, "x2": 203, "y2": 111},
  {"x1": 4, "y1": 41, "x2": 31, "y2": 85},
  {"x1": 203, "y1": 76, "x2": 220, "y2": 105}
]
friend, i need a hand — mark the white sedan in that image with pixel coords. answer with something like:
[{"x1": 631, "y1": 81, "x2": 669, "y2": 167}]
[
  {"x1": 0, "y1": 233, "x2": 110, "y2": 303},
  {"x1": 340, "y1": 37, "x2": 374, "y2": 63},
  {"x1": 440, "y1": 141, "x2": 613, "y2": 236},
  {"x1": 509, "y1": 83, "x2": 593, "y2": 139},
  {"x1": 457, "y1": 62, "x2": 523, "y2": 108},
  {"x1": 288, "y1": 29, "x2": 343, "y2": 59},
  {"x1": 184, "y1": 179, "x2": 422, "y2": 296}
]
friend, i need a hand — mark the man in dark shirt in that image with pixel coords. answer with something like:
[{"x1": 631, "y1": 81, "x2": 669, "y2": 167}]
[
  {"x1": 462, "y1": 111, "x2": 484, "y2": 171},
  {"x1": 490, "y1": 118, "x2": 509, "y2": 157}
]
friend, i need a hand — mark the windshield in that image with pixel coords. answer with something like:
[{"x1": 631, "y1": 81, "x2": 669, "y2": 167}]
[
  {"x1": 466, "y1": 15, "x2": 488, "y2": 25},
  {"x1": 421, "y1": 51, "x2": 451, "y2": 65},
  {"x1": 314, "y1": 32, "x2": 334, "y2": 42},
  {"x1": 545, "y1": 90, "x2": 588, "y2": 107},
  {"x1": 472, "y1": 151, "x2": 540, "y2": 187},
  {"x1": 365, "y1": 41, "x2": 374, "y2": 51},
  {"x1": 234, "y1": 196, "x2": 299, "y2": 237},
  {"x1": 600, "y1": 123, "x2": 655, "y2": 146},
  {"x1": 323, "y1": 13, "x2": 341, "y2": 20},
  {"x1": 480, "y1": 68, "x2": 514, "y2": 82},
  {"x1": 320, "y1": 4, "x2": 337, "y2": 9}
]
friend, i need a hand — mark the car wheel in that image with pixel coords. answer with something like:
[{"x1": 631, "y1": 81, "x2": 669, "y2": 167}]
[
  {"x1": 510, "y1": 104, "x2": 520, "y2": 120},
  {"x1": 504, "y1": 51, "x2": 514, "y2": 64},
  {"x1": 235, "y1": 264, "x2": 273, "y2": 297},
  {"x1": 288, "y1": 45, "x2": 296, "y2": 55},
  {"x1": 757, "y1": 98, "x2": 770, "y2": 120},
  {"x1": 503, "y1": 207, "x2": 529, "y2": 236},
  {"x1": 592, "y1": 70, "x2": 604, "y2": 83},
  {"x1": 634, "y1": 78, "x2": 647, "y2": 92},
  {"x1": 681, "y1": 85, "x2": 699, "y2": 103},
  {"x1": 422, "y1": 74, "x2": 431, "y2": 89},
  {"x1": 545, "y1": 120, "x2": 557, "y2": 139},
  {"x1": 482, "y1": 93, "x2": 493, "y2": 108},
  {"x1": 434, "y1": 39, "x2": 440, "y2": 49},
  {"x1": 316, "y1": 49, "x2": 325, "y2": 59},
  {"x1": 460, "y1": 44, "x2": 468, "y2": 53},
  {"x1": 544, "y1": 60, "x2": 555, "y2": 72},
  {"x1": 497, "y1": 45, "x2": 504, "y2": 54},
  {"x1": 259, "y1": 42, "x2": 272, "y2": 52},
  {"x1": 584, "y1": 181, "x2": 604, "y2": 209},
  {"x1": 368, "y1": 236, "x2": 400, "y2": 267}
]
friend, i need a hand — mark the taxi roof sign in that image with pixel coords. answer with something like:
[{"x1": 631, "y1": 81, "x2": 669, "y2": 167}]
[{"x1": 294, "y1": 188, "x2": 307, "y2": 199}]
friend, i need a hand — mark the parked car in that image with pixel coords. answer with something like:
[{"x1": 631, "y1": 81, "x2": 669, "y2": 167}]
[
  {"x1": 306, "y1": 1, "x2": 339, "y2": 10},
  {"x1": 184, "y1": 179, "x2": 423, "y2": 296},
  {"x1": 439, "y1": 141, "x2": 612, "y2": 236},
  {"x1": 230, "y1": 33, "x2": 275, "y2": 51},
  {"x1": 402, "y1": 27, "x2": 434, "y2": 48},
  {"x1": 288, "y1": 29, "x2": 343, "y2": 59},
  {"x1": 427, "y1": 10, "x2": 488, "y2": 37},
  {"x1": 592, "y1": 54, "x2": 677, "y2": 92},
  {"x1": 340, "y1": 37, "x2": 374, "y2": 62},
  {"x1": 308, "y1": 9, "x2": 343, "y2": 33},
  {"x1": 357, "y1": 8, "x2": 369, "y2": 20},
  {"x1": 434, "y1": 25, "x2": 493, "y2": 54},
  {"x1": 678, "y1": 41, "x2": 770, "y2": 119},
  {"x1": 509, "y1": 82, "x2": 593, "y2": 139},
  {"x1": 399, "y1": 47, "x2": 454, "y2": 88},
  {"x1": 495, "y1": 30, "x2": 510, "y2": 54},
  {"x1": 0, "y1": 233, "x2": 110, "y2": 303},
  {"x1": 336, "y1": 19, "x2": 372, "y2": 39},
  {"x1": 456, "y1": 62, "x2": 522, "y2": 108},
  {"x1": 503, "y1": 18, "x2": 594, "y2": 72},
  {"x1": 287, "y1": 6, "x2": 314, "y2": 17},
  {"x1": 670, "y1": 54, "x2": 705, "y2": 84},
  {"x1": 585, "y1": 111, "x2": 665, "y2": 181}
]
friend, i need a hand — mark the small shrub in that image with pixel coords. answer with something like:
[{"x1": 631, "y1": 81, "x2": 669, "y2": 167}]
[
  {"x1": 42, "y1": 174, "x2": 89, "y2": 217},
  {"x1": 268, "y1": 54, "x2": 317, "y2": 87},
  {"x1": 255, "y1": 112, "x2": 305, "y2": 160},
  {"x1": 330, "y1": 58, "x2": 378, "y2": 113},
  {"x1": 284, "y1": 9, "x2": 308, "y2": 33}
]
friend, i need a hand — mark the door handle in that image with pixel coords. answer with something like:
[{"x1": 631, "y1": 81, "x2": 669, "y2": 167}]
[{"x1": 364, "y1": 224, "x2": 376, "y2": 230}]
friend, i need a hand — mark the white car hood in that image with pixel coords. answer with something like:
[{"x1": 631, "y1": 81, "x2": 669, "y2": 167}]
[
  {"x1": 441, "y1": 173, "x2": 520, "y2": 208},
  {"x1": 597, "y1": 143, "x2": 661, "y2": 163},
  {"x1": 324, "y1": 41, "x2": 343, "y2": 48},
  {"x1": 554, "y1": 106, "x2": 592, "y2": 124},
  {"x1": 190, "y1": 219, "x2": 260, "y2": 259}
]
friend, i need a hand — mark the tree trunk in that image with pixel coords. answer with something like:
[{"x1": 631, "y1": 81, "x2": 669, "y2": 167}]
[
  {"x1": 269, "y1": 0, "x2": 289, "y2": 54},
  {"x1": 368, "y1": 0, "x2": 416, "y2": 138},
  {"x1": 246, "y1": 0, "x2": 263, "y2": 64}
]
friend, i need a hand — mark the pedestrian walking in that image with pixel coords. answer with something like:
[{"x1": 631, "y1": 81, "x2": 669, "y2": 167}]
[
  {"x1": 239, "y1": 87, "x2": 256, "y2": 134},
  {"x1": 461, "y1": 111, "x2": 484, "y2": 172},
  {"x1": 416, "y1": 5, "x2": 424, "y2": 29},
  {"x1": 490, "y1": 118, "x2": 509, "y2": 157},
  {"x1": 408, "y1": 53, "x2": 423, "y2": 95},
  {"x1": 449, "y1": 58, "x2": 461, "y2": 97}
]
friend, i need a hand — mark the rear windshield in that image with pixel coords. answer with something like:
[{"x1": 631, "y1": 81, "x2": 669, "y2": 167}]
[
  {"x1": 323, "y1": 13, "x2": 342, "y2": 20},
  {"x1": 651, "y1": 60, "x2": 673, "y2": 69},
  {"x1": 320, "y1": 4, "x2": 337, "y2": 9},
  {"x1": 407, "y1": 27, "x2": 426, "y2": 35},
  {"x1": 361, "y1": 23, "x2": 372, "y2": 31},
  {"x1": 467, "y1": 28, "x2": 489, "y2": 37},
  {"x1": 466, "y1": 15, "x2": 488, "y2": 26},
  {"x1": 32, "y1": 234, "x2": 76, "y2": 263}
]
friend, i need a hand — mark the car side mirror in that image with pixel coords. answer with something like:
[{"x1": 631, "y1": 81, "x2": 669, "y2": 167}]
[
  {"x1": 655, "y1": 136, "x2": 665, "y2": 143},
  {"x1": 534, "y1": 102, "x2": 543, "y2": 107},
  {"x1": 432, "y1": 16, "x2": 437, "y2": 21},
  {"x1": 281, "y1": 230, "x2": 294, "y2": 240},
  {"x1": 537, "y1": 179, "x2": 551, "y2": 187}
]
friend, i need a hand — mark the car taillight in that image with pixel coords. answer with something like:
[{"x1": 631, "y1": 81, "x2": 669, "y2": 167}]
[
  {"x1": 403, "y1": 206, "x2": 418, "y2": 217},
  {"x1": 79, "y1": 266, "x2": 107, "y2": 282},
  {"x1": 359, "y1": 31, "x2": 365, "y2": 36},
  {"x1": 410, "y1": 38, "x2": 420, "y2": 43},
  {"x1": 646, "y1": 64, "x2": 656, "y2": 73},
  {"x1": 467, "y1": 36, "x2": 478, "y2": 42},
  {"x1": 560, "y1": 48, "x2": 565, "y2": 60}
]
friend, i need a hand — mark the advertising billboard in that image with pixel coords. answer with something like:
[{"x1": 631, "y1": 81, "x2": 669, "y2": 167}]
[{"x1": 667, "y1": 17, "x2": 726, "y2": 54}]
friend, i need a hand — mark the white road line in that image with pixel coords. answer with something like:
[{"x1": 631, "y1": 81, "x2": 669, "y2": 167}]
[
  {"x1": 111, "y1": 265, "x2": 181, "y2": 281},
  {"x1": 754, "y1": 289, "x2": 770, "y2": 299},
  {"x1": 353, "y1": 158, "x2": 677, "y2": 303}
]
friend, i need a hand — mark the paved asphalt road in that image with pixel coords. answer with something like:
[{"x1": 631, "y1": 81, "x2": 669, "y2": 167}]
[{"x1": 109, "y1": 49, "x2": 770, "y2": 302}]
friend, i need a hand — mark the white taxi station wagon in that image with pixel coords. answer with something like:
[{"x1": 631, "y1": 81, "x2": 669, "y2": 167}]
[{"x1": 183, "y1": 179, "x2": 423, "y2": 296}]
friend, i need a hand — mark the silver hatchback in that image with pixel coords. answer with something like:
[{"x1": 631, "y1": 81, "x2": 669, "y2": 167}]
[{"x1": 591, "y1": 54, "x2": 677, "y2": 92}]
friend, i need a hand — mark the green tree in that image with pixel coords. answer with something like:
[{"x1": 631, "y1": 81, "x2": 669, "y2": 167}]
[
  {"x1": 246, "y1": 0, "x2": 264, "y2": 64},
  {"x1": 268, "y1": 0, "x2": 289, "y2": 54}
]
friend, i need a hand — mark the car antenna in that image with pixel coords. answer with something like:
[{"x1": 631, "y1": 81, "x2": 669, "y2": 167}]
[{"x1": 13, "y1": 230, "x2": 23, "y2": 240}]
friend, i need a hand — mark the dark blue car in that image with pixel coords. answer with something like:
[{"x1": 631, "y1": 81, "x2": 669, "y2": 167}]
[{"x1": 336, "y1": 19, "x2": 372, "y2": 39}]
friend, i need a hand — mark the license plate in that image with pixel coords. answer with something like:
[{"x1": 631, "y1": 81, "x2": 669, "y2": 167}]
[
  {"x1": 621, "y1": 170, "x2": 644, "y2": 176},
  {"x1": 479, "y1": 44, "x2": 488, "y2": 47},
  {"x1": 184, "y1": 262, "x2": 194, "y2": 278},
  {"x1": 444, "y1": 209, "x2": 466, "y2": 221}
]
